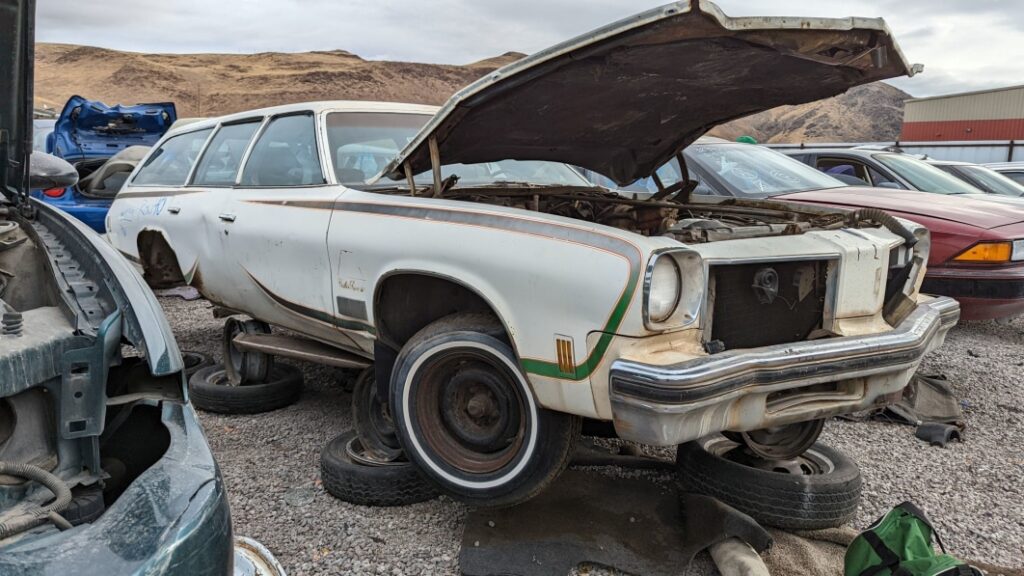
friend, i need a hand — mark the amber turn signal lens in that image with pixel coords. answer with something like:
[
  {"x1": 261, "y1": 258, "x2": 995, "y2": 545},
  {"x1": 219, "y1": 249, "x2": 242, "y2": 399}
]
[{"x1": 953, "y1": 242, "x2": 1012, "y2": 262}]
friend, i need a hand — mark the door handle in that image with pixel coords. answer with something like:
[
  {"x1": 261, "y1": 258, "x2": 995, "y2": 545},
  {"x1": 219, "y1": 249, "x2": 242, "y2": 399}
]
[
  {"x1": 167, "y1": 206, "x2": 181, "y2": 214},
  {"x1": 218, "y1": 213, "x2": 237, "y2": 222}
]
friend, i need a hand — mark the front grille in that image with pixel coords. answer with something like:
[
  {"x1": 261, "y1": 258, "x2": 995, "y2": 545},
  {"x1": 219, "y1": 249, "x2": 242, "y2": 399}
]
[{"x1": 709, "y1": 260, "x2": 828, "y2": 351}]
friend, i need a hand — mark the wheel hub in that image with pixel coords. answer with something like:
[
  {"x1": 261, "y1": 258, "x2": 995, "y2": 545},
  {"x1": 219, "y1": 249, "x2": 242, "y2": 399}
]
[
  {"x1": 414, "y1": 350, "x2": 527, "y2": 475},
  {"x1": 441, "y1": 368, "x2": 517, "y2": 452}
]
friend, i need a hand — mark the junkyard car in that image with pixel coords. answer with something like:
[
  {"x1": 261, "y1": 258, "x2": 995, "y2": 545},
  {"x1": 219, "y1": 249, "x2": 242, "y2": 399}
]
[
  {"x1": 986, "y1": 162, "x2": 1024, "y2": 186},
  {"x1": 32, "y1": 95, "x2": 176, "y2": 233},
  {"x1": 687, "y1": 140, "x2": 1024, "y2": 321},
  {"x1": 927, "y1": 159, "x2": 1024, "y2": 196},
  {"x1": 108, "y1": 2, "x2": 958, "y2": 506},
  {"x1": 0, "y1": 2, "x2": 280, "y2": 573}
]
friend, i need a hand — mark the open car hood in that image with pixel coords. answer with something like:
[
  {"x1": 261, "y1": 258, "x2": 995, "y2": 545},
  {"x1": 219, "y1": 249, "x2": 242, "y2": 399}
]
[
  {"x1": 382, "y1": 0, "x2": 920, "y2": 186},
  {"x1": 51, "y1": 95, "x2": 177, "y2": 161}
]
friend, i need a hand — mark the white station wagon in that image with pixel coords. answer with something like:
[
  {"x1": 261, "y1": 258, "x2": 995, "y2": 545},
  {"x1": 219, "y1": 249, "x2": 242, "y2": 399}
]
[{"x1": 107, "y1": 2, "x2": 958, "y2": 508}]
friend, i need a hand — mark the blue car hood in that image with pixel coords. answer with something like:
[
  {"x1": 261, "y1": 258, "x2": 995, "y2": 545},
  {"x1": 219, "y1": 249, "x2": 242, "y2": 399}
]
[{"x1": 50, "y1": 95, "x2": 176, "y2": 161}]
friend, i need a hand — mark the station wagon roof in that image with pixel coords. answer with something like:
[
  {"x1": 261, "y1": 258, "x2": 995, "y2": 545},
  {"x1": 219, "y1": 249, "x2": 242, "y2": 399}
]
[
  {"x1": 164, "y1": 100, "x2": 439, "y2": 137},
  {"x1": 381, "y1": 0, "x2": 920, "y2": 186}
]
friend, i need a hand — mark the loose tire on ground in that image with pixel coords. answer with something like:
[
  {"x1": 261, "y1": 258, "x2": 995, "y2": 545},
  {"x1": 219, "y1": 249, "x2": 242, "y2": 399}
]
[
  {"x1": 181, "y1": 351, "x2": 215, "y2": 380},
  {"x1": 676, "y1": 435, "x2": 862, "y2": 530},
  {"x1": 320, "y1": 431, "x2": 437, "y2": 507},
  {"x1": 389, "y1": 313, "x2": 580, "y2": 508},
  {"x1": 222, "y1": 318, "x2": 274, "y2": 384},
  {"x1": 188, "y1": 363, "x2": 302, "y2": 414},
  {"x1": 352, "y1": 366, "x2": 404, "y2": 462}
]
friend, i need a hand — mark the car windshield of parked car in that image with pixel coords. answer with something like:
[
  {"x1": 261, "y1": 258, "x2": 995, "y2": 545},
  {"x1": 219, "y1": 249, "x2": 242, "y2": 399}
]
[
  {"x1": 683, "y1": 143, "x2": 846, "y2": 198},
  {"x1": 958, "y1": 165, "x2": 1024, "y2": 196},
  {"x1": 874, "y1": 154, "x2": 982, "y2": 194},
  {"x1": 326, "y1": 111, "x2": 592, "y2": 189}
]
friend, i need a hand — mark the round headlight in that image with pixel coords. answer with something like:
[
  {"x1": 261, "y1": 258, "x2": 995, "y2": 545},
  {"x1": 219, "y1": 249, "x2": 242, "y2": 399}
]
[{"x1": 648, "y1": 256, "x2": 681, "y2": 323}]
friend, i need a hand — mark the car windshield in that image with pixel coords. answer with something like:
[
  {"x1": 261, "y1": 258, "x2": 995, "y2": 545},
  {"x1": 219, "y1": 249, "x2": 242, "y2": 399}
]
[
  {"x1": 875, "y1": 154, "x2": 982, "y2": 194},
  {"x1": 326, "y1": 112, "x2": 592, "y2": 189},
  {"x1": 683, "y1": 143, "x2": 846, "y2": 198},
  {"x1": 957, "y1": 165, "x2": 1024, "y2": 196}
]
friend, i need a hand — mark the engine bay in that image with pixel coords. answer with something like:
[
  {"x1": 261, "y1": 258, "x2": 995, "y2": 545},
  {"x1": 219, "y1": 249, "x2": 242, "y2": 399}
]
[{"x1": 432, "y1": 186, "x2": 857, "y2": 242}]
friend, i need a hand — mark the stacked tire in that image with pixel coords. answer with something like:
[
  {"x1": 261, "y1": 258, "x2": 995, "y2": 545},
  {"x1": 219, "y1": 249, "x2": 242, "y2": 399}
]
[
  {"x1": 187, "y1": 318, "x2": 303, "y2": 414},
  {"x1": 676, "y1": 435, "x2": 862, "y2": 530}
]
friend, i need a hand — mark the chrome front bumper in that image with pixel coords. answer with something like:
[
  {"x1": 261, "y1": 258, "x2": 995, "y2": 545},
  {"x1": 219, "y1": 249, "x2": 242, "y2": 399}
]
[{"x1": 609, "y1": 296, "x2": 960, "y2": 446}]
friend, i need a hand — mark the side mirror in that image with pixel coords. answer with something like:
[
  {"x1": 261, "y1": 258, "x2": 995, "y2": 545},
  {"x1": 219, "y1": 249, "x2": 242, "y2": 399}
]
[
  {"x1": 29, "y1": 151, "x2": 78, "y2": 190},
  {"x1": 875, "y1": 181, "x2": 903, "y2": 190}
]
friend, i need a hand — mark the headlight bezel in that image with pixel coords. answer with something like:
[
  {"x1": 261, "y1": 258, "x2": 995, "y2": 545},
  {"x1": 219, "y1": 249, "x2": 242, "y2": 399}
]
[{"x1": 643, "y1": 248, "x2": 704, "y2": 331}]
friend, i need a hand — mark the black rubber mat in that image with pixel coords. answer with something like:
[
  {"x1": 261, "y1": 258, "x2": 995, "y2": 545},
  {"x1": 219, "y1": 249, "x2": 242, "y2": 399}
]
[{"x1": 460, "y1": 469, "x2": 771, "y2": 576}]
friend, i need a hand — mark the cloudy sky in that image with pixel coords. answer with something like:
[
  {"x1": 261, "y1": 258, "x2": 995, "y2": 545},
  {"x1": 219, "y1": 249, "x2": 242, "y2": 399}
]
[{"x1": 37, "y1": 0, "x2": 1023, "y2": 97}]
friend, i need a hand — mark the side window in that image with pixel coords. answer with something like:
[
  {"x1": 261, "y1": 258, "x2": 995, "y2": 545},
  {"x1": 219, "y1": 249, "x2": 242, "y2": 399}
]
[
  {"x1": 1003, "y1": 171, "x2": 1024, "y2": 185},
  {"x1": 240, "y1": 114, "x2": 324, "y2": 187},
  {"x1": 815, "y1": 157, "x2": 870, "y2": 183},
  {"x1": 132, "y1": 129, "x2": 212, "y2": 186},
  {"x1": 192, "y1": 121, "x2": 262, "y2": 186}
]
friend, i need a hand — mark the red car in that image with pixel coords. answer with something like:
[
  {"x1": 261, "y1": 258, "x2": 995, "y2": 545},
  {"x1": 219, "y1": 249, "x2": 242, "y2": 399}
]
[{"x1": 678, "y1": 139, "x2": 1024, "y2": 321}]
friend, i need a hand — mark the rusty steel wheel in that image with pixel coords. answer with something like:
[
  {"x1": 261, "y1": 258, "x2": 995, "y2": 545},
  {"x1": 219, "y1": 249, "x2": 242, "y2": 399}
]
[
  {"x1": 727, "y1": 419, "x2": 825, "y2": 461},
  {"x1": 414, "y1": 347, "x2": 528, "y2": 476},
  {"x1": 222, "y1": 318, "x2": 273, "y2": 384},
  {"x1": 352, "y1": 366, "x2": 404, "y2": 463},
  {"x1": 390, "y1": 313, "x2": 579, "y2": 508}
]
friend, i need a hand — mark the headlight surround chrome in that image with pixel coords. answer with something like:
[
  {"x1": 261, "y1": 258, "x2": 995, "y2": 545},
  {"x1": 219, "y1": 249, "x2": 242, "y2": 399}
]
[
  {"x1": 648, "y1": 257, "x2": 681, "y2": 322},
  {"x1": 643, "y1": 248, "x2": 704, "y2": 331}
]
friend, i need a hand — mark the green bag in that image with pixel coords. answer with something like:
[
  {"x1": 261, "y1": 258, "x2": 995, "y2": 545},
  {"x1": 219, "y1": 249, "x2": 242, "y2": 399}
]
[{"x1": 845, "y1": 502, "x2": 983, "y2": 576}]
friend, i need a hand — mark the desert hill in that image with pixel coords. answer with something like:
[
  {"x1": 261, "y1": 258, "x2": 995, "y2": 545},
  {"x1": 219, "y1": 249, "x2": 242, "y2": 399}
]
[{"x1": 35, "y1": 43, "x2": 908, "y2": 143}]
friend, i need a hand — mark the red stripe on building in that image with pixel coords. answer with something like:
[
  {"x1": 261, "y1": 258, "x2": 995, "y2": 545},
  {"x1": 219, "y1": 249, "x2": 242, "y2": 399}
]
[{"x1": 901, "y1": 118, "x2": 1024, "y2": 141}]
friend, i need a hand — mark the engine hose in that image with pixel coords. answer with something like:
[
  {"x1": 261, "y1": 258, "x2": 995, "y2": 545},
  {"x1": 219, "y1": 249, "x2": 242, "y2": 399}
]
[
  {"x1": 0, "y1": 460, "x2": 73, "y2": 540},
  {"x1": 848, "y1": 208, "x2": 917, "y2": 248}
]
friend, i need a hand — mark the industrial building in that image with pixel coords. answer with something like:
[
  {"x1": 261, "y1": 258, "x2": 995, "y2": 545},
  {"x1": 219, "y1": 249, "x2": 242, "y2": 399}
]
[{"x1": 901, "y1": 84, "x2": 1024, "y2": 141}]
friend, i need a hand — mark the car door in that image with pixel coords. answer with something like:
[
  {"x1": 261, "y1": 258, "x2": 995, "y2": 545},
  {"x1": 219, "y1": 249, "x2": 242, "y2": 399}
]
[{"x1": 210, "y1": 111, "x2": 346, "y2": 347}]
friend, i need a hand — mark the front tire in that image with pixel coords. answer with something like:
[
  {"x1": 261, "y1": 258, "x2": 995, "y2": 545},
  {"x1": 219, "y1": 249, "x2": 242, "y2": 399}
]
[{"x1": 389, "y1": 314, "x2": 580, "y2": 508}]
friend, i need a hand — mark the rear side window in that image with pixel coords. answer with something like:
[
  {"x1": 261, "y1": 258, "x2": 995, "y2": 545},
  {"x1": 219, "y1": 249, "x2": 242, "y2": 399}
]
[
  {"x1": 132, "y1": 129, "x2": 212, "y2": 186},
  {"x1": 192, "y1": 121, "x2": 262, "y2": 186},
  {"x1": 1004, "y1": 171, "x2": 1024, "y2": 185},
  {"x1": 240, "y1": 114, "x2": 324, "y2": 186},
  {"x1": 816, "y1": 158, "x2": 869, "y2": 183}
]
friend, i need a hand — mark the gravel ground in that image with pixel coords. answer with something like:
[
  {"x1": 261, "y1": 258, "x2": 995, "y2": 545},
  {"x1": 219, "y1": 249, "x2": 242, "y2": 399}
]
[{"x1": 159, "y1": 296, "x2": 1024, "y2": 574}]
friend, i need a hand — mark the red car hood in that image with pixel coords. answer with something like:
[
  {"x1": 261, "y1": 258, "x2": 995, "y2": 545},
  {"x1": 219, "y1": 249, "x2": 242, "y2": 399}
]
[{"x1": 778, "y1": 187, "x2": 1024, "y2": 230}]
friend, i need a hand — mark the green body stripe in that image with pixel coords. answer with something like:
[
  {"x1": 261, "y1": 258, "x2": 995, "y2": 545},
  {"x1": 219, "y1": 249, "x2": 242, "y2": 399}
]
[{"x1": 520, "y1": 273, "x2": 638, "y2": 380}]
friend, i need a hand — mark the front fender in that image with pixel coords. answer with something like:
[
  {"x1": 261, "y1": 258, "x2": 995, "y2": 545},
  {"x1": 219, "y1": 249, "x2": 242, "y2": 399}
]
[{"x1": 33, "y1": 200, "x2": 183, "y2": 376}]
